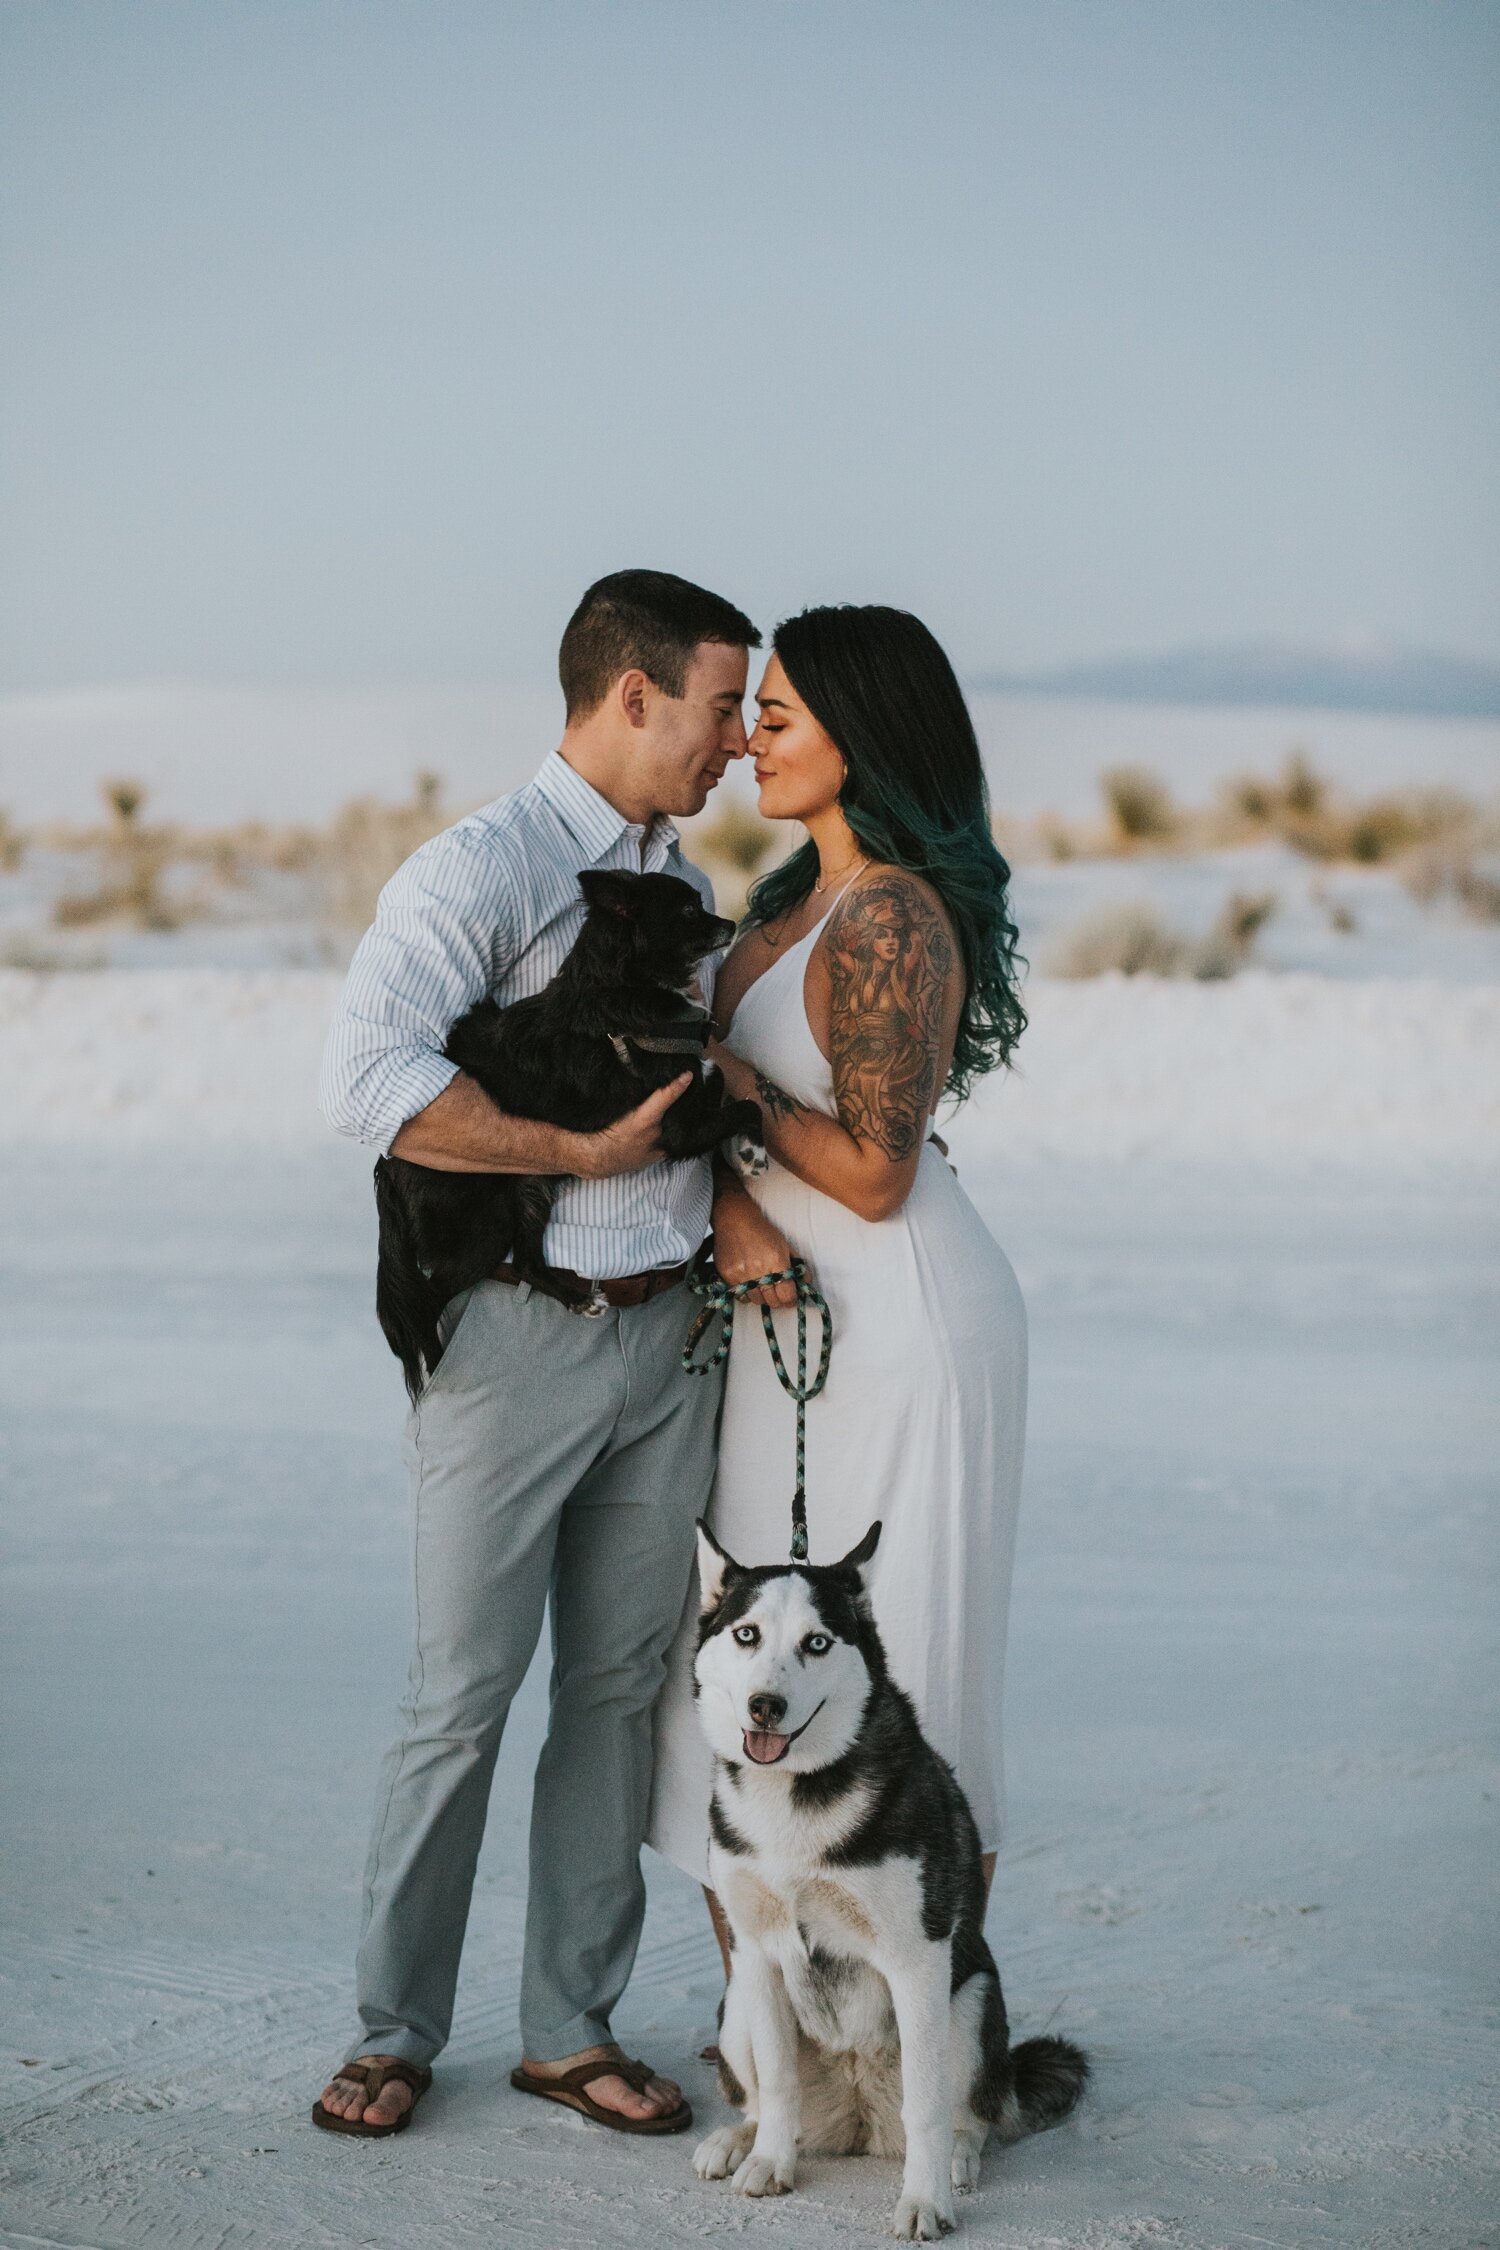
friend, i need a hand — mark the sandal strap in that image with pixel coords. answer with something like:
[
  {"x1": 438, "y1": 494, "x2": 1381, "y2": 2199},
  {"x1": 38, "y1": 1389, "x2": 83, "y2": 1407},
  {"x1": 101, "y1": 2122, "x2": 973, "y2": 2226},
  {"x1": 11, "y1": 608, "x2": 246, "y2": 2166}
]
[
  {"x1": 546, "y1": 2053, "x2": 657, "y2": 2097},
  {"x1": 341, "y1": 2055, "x2": 431, "y2": 2101}
]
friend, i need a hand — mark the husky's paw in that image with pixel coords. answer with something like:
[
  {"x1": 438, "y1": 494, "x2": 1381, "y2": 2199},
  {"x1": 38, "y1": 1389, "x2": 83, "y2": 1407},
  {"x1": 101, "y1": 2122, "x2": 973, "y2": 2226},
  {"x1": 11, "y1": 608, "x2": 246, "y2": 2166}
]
[
  {"x1": 732, "y1": 2147, "x2": 796, "y2": 2197},
  {"x1": 694, "y1": 2123, "x2": 755, "y2": 2180},
  {"x1": 727, "y1": 1131, "x2": 769, "y2": 1182},
  {"x1": 892, "y1": 2188, "x2": 957, "y2": 2239},
  {"x1": 950, "y1": 2129, "x2": 984, "y2": 2195}
]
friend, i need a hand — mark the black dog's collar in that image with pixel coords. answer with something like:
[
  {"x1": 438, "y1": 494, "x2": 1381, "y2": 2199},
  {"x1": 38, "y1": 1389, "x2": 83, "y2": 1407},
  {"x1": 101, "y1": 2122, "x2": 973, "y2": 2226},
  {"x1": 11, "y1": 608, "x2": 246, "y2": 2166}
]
[{"x1": 608, "y1": 1026, "x2": 710, "y2": 1064}]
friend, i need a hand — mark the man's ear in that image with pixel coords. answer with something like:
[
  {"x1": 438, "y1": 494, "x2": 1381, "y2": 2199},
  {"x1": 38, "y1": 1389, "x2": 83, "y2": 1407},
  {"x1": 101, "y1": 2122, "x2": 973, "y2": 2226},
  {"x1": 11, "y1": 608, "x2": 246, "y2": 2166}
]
[
  {"x1": 696, "y1": 1519, "x2": 741, "y2": 1611},
  {"x1": 578, "y1": 868, "x2": 639, "y2": 916},
  {"x1": 617, "y1": 667, "x2": 651, "y2": 730},
  {"x1": 832, "y1": 1521, "x2": 881, "y2": 1588}
]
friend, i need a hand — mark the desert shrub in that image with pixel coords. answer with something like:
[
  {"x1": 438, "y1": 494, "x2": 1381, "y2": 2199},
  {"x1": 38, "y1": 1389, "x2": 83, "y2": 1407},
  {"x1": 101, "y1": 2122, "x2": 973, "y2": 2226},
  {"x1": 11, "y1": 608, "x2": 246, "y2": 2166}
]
[
  {"x1": 1281, "y1": 751, "x2": 1324, "y2": 819},
  {"x1": 0, "y1": 934, "x2": 108, "y2": 970},
  {"x1": 1345, "y1": 798, "x2": 1425, "y2": 863},
  {"x1": 684, "y1": 797, "x2": 782, "y2": 919},
  {"x1": 52, "y1": 780, "x2": 183, "y2": 931},
  {"x1": 1193, "y1": 891, "x2": 1277, "y2": 979},
  {"x1": 1046, "y1": 890, "x2": 1276, "y2": 981},
  {"x1": 992, "y1": 751, "x2": 1483, "y2": 870},
  {"x1": 322, "y1": 770, "x2": 450, "y2": 931},
  {"x1": 1227, "y1": 773, "x2": 1275, "y2": 824},
  {"x1": 1341, "y1": 790, "x2": 1467, "y2": 865},
  {"x1": 1457, "y1": 864, "x2": 1500, "y2": 922},
  {"x1": 699, "y1": 797, "x2": 776, "y2": 877},
  {"x1": 1404, "y1": 843, "x2": 1500, "y2": 923},
  {"x1": 1214, "y1": 754, "x2": 1478, "y2": 865},
  {"x1": 0, "y1": 808, "x2": 24, "y2": 872},
  {"x1": 1100, "y1": 765, "x2": 1178, "y2": 847},
  {"x1": 38, "y1": 773, "x2": 463, "y2": 947},
  {"x1": 1219, "y1": 753, "x2": 1330, "y2": 845},
  {"x1": 1272, "y1": 760, "x2": 1346, "y2": 857},
  {"x1": 1045, "y1": 900, "x2": 1188, "y2": 978}
]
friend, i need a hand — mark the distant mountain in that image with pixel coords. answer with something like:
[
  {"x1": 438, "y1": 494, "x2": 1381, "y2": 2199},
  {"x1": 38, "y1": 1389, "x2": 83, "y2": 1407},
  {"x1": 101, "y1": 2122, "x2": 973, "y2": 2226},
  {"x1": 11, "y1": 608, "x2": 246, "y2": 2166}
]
[{"x1": 976, "y1": 643, "x2": 1500, "y2": 719}]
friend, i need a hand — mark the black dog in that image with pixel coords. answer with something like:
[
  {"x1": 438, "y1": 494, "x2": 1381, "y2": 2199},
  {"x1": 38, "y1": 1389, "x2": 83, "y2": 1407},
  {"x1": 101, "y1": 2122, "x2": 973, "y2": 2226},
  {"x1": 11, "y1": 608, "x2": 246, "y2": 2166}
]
[{"x1": 374, "y1": 868, "x2": 761, "y2": 1400}]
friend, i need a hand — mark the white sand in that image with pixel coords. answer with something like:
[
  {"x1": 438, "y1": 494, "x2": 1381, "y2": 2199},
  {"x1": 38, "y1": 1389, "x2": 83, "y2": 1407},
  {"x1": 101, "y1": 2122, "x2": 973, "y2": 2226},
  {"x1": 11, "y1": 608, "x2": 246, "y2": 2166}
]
[
  {"x1": 0, "y1": 978, "x2": 1495, "y2": 2248},
  {"x1": 2, "y1": 967, "x2": 1497, "y2": 1170}
]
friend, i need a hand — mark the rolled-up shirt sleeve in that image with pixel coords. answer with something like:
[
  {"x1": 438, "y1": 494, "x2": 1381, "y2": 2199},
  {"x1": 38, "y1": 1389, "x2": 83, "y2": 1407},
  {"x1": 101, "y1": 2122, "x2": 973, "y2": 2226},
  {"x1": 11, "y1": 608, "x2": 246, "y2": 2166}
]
[{"x1": 318, "y1": 825, "x2": 515, "y2": 1152}]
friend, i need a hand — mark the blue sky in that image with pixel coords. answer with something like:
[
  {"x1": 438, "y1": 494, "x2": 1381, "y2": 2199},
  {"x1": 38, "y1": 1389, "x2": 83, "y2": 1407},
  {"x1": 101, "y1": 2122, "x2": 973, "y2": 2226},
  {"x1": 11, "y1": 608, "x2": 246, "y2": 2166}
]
[{"x1": 2, "y1": 0, "x2": 1496, "y2": 692}]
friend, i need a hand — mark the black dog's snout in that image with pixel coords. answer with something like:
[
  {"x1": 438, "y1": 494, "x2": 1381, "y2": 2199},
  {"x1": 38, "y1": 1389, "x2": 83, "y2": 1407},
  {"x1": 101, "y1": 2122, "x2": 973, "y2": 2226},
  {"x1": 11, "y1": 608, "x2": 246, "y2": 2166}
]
[{"x1": 748, "y1": 1692, "x2": 787, "y2": 1730}]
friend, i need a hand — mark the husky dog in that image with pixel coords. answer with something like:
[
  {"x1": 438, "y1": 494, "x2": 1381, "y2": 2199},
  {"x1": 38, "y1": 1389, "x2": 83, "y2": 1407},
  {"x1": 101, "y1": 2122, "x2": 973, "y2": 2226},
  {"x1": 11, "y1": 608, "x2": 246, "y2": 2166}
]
[{"x1": 690, "y1": 1522, "x2": 1088, "y2": 2240}]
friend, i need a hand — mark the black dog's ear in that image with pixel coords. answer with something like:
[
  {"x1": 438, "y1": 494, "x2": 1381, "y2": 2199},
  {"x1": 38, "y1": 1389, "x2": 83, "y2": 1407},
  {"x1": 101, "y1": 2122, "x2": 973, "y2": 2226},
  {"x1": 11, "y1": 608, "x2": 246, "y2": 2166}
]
[
  {"x1": 696, "y1": 1519, "x2": 742, "y2": 1612},
  {"x1": 832, "y1": 1521, "x2": 881, "y2": 1586},
  {"x1": 578, "y1": 868, "x2": 640, "y2": 917}
]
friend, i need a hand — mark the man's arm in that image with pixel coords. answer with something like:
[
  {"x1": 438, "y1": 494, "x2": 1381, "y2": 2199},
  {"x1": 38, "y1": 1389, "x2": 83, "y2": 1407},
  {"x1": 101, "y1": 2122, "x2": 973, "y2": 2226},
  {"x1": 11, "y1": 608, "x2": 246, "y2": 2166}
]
[
  {"x1": 391, "y1": 1069, "x2": 694, "y2": 1178},
  {"x1": 319, "y1": 825, "x2": 504, "y2": 1150},
  {"x1": 320, "y1": 822, "x2": 693, "y2": 1179}
]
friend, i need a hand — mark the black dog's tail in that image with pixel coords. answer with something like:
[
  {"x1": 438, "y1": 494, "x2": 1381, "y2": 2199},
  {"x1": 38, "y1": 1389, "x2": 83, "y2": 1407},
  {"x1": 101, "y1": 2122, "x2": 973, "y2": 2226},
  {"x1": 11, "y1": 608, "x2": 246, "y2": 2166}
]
[
  {"x1": 374, "y1": 1157, "x2": 446, "y2": 1405},
  {"x1": 1008, "y1": 2036, "x2": 1090, "y2": 2135}
]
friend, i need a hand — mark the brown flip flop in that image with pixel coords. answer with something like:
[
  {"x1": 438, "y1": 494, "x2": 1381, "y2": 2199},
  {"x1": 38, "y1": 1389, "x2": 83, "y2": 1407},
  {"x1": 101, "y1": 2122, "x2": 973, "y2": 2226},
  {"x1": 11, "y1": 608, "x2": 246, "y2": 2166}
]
[
  {"x1": 510, "y1": 2052, "x2": 692, "y2": 2135},
  {"x1": 311, "y1": 2054, "x2": 432, "y2": 2138}
]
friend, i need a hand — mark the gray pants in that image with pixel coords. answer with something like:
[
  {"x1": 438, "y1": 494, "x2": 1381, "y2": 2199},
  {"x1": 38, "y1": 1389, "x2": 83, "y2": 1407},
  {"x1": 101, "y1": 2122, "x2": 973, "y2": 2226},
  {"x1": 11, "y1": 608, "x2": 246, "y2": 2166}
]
[{"x1": 346, "y1": 1276, "x2": 721, "y2": 2067}]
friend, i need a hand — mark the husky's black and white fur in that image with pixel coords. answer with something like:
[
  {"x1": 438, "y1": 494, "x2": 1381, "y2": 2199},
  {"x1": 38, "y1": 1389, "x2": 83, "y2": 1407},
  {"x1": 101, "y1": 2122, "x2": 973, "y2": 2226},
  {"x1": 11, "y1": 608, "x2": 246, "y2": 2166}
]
[{"x1": 690, "y1": 1522, "x2": 1088, "y2": 2241}]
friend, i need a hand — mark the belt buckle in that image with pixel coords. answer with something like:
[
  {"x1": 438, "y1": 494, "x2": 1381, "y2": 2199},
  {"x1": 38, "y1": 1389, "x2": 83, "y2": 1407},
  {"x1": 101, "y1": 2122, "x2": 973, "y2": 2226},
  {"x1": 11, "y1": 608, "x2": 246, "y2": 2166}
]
[{"x1": 577, "y1": 1280, "x2": 610, "y2": 1318}]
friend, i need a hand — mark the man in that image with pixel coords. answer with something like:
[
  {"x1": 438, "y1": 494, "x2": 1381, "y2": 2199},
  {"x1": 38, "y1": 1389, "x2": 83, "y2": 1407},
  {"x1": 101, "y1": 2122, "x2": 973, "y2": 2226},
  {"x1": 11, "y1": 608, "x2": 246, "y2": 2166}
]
[{"x1": 313, "y1": 571, "x2": 761, "y2": 2135}]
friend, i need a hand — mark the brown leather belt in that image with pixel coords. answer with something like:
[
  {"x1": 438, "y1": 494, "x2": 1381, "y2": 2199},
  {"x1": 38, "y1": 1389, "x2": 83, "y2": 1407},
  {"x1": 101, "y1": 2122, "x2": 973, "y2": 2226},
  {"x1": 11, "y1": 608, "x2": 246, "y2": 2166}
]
[{"x1": 491, "y1": 1258, "x2": 690, "y2": 1312}]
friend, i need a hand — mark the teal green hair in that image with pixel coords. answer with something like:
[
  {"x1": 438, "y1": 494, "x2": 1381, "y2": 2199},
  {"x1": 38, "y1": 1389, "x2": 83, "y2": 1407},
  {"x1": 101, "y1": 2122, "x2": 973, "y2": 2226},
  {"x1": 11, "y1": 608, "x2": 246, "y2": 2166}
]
[{"x1": 746, "y1": 605, "x2": 1026, "y2": 1099}]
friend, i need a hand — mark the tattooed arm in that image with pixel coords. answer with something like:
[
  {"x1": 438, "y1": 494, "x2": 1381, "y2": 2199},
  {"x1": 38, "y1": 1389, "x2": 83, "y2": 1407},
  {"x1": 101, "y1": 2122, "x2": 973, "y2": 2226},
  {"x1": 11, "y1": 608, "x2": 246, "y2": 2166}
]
[
  {"x1": 754, "y1": 1068, "x2": 809, "y2": 1123},
  {"x1": 709, "y1": 871, "x2": 959, "y2": 1222},
  {"x1": 826, "y1": 875, "x2": 954, "y2": 1162}
]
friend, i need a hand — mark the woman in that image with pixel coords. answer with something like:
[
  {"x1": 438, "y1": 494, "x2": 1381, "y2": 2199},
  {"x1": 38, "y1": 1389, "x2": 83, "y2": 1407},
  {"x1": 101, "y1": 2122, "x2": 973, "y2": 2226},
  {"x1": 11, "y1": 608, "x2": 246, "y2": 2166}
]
[{"x1": 647, "y1": 604, "x2": 1029, "y2": 1954}]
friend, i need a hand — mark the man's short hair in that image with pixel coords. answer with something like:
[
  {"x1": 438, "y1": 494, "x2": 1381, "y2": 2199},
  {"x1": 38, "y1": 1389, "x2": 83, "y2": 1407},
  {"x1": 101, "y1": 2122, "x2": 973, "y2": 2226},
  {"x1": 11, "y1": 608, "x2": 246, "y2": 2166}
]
[{"x1": 559, "y1": 570, "x2": 761, "y2": 721}]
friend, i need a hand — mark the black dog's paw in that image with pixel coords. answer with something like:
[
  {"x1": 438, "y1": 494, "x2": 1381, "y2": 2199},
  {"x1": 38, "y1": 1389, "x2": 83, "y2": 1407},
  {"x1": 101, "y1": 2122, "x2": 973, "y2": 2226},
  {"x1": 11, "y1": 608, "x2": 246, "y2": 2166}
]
[{"x1": 727, "y1": 1130, "x2": 769, "y2": 1181}]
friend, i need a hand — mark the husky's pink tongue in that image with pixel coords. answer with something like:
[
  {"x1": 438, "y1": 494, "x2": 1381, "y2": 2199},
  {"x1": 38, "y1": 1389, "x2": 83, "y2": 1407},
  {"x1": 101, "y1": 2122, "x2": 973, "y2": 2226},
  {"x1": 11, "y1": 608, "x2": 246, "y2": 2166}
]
[{"x1": 743, "y1": 1729, "x2": 790, "y2": 1765}]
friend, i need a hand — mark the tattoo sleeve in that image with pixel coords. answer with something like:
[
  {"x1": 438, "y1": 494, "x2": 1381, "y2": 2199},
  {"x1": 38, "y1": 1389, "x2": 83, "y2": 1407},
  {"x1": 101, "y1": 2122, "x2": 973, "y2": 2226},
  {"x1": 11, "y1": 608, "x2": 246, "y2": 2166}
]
[
  {"x1": 826, "y1": 875, "x2": 955, "y2": 1160},
  {"x1": 754, "y1": 1068, "x2": 808, "y2": 1122}
]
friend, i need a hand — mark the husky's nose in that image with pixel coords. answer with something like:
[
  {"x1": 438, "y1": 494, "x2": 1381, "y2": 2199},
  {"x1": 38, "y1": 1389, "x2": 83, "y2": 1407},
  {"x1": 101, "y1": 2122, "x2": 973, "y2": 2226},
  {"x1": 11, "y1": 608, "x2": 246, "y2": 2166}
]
[{"x1": 748, "y1": 1692, "x2": 787, "y2": 1730}]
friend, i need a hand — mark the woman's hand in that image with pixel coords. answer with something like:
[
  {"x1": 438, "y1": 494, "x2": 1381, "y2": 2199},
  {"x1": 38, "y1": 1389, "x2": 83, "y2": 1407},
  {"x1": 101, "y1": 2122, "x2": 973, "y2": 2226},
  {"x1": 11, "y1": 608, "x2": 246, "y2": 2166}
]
[{"x1": 710, "y1": 1176, "x2": 804, "y2": 1309}]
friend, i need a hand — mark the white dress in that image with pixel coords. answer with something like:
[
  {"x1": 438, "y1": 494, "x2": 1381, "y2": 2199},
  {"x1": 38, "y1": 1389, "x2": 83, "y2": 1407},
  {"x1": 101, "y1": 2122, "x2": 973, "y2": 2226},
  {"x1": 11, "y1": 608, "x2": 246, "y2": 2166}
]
[{"x1": 646, "y1": 902, "x2": 1027, "y2": 1879}]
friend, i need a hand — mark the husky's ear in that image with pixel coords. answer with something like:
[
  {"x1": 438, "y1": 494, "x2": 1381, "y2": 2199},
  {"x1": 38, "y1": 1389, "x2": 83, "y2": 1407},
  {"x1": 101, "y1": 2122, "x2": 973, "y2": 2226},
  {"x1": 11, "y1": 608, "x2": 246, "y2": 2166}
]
[
  {"x1": 696, "y1": 1519, "x2": 742, "y2": 1612},
  {"x1": 832, "y1": 1521, "x2": 881, "y2": 1587},
  {"x1": 578, "y1": 868, "x2": 639, "y2": 917}
]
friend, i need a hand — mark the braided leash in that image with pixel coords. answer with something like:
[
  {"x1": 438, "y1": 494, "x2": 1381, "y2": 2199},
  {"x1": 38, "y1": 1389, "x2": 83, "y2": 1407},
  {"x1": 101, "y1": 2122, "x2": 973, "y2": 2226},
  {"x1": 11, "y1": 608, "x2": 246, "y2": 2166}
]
[{"x1": 681, "y1": 1252, "x2": 833, "y2": 1562}]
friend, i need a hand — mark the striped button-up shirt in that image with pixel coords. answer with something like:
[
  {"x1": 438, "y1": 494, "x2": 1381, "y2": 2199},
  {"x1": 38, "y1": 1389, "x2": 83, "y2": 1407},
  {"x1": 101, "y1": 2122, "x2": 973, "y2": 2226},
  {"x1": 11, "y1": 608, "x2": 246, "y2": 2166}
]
[{"x1": 318, "y1": 749, "x2": 719, "y2": 1278}]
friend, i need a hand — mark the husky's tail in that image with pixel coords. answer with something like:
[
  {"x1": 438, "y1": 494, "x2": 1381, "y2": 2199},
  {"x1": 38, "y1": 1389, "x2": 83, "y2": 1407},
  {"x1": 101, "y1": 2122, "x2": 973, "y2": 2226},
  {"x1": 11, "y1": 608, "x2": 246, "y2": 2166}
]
[
  {"x1": 374, "y1": 1157, "x2": 446, "y2": 1405},
  {"x1": 1009, "y1": 2036, "x2": 1090, "y2": 2134}
]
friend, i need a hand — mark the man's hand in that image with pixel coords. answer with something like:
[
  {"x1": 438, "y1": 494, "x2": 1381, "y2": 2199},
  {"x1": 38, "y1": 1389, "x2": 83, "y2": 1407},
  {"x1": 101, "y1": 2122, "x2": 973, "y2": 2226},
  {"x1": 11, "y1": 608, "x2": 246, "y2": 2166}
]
[
  {"x1": 711, "y1": 1175, "x2": 802, "y2": 1308},
  {"x1": 390, "y1": 1070, "x2": 692, "y2": 1177},
  {"x1": 568, "y1": 1075, "x2": 694, "y2": 1180}
]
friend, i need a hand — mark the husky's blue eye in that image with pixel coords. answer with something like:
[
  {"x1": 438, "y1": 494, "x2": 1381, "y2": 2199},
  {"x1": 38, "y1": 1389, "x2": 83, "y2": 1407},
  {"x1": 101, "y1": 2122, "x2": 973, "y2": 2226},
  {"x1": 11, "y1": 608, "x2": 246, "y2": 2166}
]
[
  {"x1": 733, "y1": 1624, "x2": 760, "y2": 1647},
  {"x1": 804, "y1": 1633, "x2": 832, "y2": 1656}
]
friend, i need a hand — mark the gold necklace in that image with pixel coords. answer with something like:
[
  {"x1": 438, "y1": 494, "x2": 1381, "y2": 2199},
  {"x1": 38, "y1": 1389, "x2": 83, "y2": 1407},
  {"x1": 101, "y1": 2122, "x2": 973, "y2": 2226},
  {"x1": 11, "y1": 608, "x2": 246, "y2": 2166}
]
[
  {"x1": 763, "y1": 852, "x2": 867, "y2": 947},
  {"x1": 813, "y1": 852, "x2": 867, "y2": 895}
]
